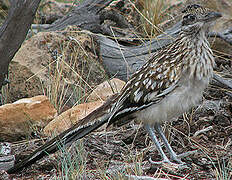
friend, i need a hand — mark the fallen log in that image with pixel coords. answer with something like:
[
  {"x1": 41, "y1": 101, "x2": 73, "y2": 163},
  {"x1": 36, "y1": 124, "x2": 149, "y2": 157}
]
[
  {"x1": 45, "y1": 0, "x2": 114, "y2": 33},
  {"x1": 0, "y1": 0, "x2": 41, "y2": 97},
  {"x1": 99, "y1": 22, "x2": 182, "y2": 81}
]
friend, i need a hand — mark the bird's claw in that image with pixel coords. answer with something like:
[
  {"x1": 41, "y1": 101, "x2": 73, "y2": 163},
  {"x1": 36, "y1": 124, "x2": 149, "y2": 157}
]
[{"x1": 149, "y1": 157, "x2": 188, "y2": 170}]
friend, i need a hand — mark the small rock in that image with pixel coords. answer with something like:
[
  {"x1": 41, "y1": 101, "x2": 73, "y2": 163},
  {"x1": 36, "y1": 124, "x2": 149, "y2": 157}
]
[
  {"x1": 44, "y1": 100, "x2": 104, "y2": 136},
  {"x1": 8, "y1": 61, "x2": 43, "y2": 103},
  {"x1": 0, "y1": 143, "x2": 11, "y2": 156},
  {"x1": 0, "y1": 170, "x2": 10, "y2": 180},
  {"x1": 0, "y1": 95, "x2": 57, "y2": 141},
  {"x1": 88, "y1": 78, "x2": 125, "y2": 101},
  {"x1": 0, "y1": 156, "x2": 15, "y2": 172}
]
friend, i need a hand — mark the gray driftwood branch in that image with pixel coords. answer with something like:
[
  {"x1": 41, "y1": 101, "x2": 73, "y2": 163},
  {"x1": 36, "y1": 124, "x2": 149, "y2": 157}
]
[
  {"x1": 99, "y1": 22, "x2": 182, "y2": 81},
  {"x1": 0, "y1": 0, "x2": 41, "y2": 95},
  {"x1": 209, "y1": 29, "x2": 232, "y2": 45},
  {"x1": 45, "y1": 0, "x2": 114, "y2": 32}
]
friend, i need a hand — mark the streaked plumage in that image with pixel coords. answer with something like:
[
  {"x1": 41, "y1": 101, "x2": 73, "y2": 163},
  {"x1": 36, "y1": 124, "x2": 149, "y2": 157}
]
[{"x1": 7, "y1": 4, "x2": 222, "y2": 174}]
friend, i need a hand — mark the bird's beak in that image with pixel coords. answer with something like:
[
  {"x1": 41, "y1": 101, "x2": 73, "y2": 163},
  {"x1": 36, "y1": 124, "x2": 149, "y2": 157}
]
[{"x1": 204, "y1": 11, "x2": 222, "y2": 22}]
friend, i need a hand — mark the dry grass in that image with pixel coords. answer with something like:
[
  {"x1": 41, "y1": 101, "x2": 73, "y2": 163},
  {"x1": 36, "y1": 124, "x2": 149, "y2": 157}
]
[
  {"x1": 45, "y1": 55, "x2": 70, "y2": 114},
  {"x1": 138, "y1": 0, "x2": 168, "y2": 37},
  {"x1": 0, "y1": 84, "x2": 8, "y2": 105},
  {"x1": 43, "y1": 28, "x2": 106, "y2": 114},
  {"x1": 0, "y1": 0, "x2": 8, "y2": 20},
  {"x1": 0, "y1": 8, "x2": 7, "y2": 20},
  {"x1": 213, "y1": 156, "x2": 232, "y2": 180}
]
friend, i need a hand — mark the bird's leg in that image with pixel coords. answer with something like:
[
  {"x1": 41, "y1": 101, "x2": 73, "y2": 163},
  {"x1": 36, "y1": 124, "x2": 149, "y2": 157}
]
[
  {"x1": 144, "y1": 124, "x2": 172, "y2": 164},
  {"x1": 154, "y1": 123, "x2": 197, "y2": 164},
  {"x1": 154, "y1": 123, "x2": 183, "y2": 164}
]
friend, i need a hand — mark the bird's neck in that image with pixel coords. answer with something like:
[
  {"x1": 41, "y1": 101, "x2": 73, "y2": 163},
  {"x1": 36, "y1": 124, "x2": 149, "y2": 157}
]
[{"x1": 180, "y1": 30, "x2": 215, "y2": 81}]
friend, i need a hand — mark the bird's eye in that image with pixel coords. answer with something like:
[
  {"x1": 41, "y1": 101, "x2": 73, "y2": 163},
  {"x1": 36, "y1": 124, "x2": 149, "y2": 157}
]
[
  {"x1": 182, "y1": 14, "x2": 196, "y2": 26},
  {"x1": 184, "y1": 14, "x2": 196, "y2": 21}
]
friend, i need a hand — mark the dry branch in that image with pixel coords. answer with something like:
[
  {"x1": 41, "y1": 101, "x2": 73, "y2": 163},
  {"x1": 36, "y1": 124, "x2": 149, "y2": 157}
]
[
  {"x1": 45, "y1": 0, "x2": 114, "y2": 33},
  {"x1": 0, "y1": 0, "x2": 41, "y2": 95}
]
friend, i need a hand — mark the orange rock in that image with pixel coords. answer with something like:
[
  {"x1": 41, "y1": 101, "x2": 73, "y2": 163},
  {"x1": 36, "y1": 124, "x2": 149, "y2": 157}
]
[
  {"x1": 88, "y1": 78, "x2": 125, "y2": 101},
  {"x1": 44, "y1": 100, "x2": 104, "y2": 136},
  {"x1": 0, "y1": 95, "x2": 57, "y2": 141}
]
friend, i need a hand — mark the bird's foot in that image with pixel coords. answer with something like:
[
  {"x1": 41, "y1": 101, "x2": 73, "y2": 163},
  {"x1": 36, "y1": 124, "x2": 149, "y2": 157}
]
[
  {"x1": 149, "y1": 157, "x2": 188, "y2": 170},
  {"x1": 148, "y1": 157, "x2": 172, "y2": 165},
  {"x1": 168, "y1": 150, "x2": 198, "y2": 165},
  {"x1": 176, "y1": 150, "x2": 198, "y2": 159}
]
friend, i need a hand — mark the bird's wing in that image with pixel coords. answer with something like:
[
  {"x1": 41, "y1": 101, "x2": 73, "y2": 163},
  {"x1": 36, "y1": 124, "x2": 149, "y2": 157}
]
[{"x1": 107, "y1": 48, "x2": 185, "y2": 125}]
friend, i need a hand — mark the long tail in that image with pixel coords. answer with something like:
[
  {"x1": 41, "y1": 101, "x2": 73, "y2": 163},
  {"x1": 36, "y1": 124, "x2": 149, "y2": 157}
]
[{"x1": 7, "y1": 96, "x2": 117, "y2": 174}]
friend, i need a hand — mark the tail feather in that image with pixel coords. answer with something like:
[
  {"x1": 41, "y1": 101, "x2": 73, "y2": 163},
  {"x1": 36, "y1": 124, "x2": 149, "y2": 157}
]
[
  {"x1": 7, "y1": 115, "x2": 109, "y2": 174},
  {"x1": 7, "y1": 95, "x2": 118, "y2": 174}
]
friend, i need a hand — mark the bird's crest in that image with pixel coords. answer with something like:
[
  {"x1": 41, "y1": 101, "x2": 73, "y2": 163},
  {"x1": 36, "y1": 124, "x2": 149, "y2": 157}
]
[{"x1": 181, "y1": 4, "x2": 221, "y2": 31}]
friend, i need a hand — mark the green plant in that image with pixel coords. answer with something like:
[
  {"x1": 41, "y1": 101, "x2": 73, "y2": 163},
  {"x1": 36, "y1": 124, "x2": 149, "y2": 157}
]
[
  {"x1": 56, "y1": 140, "x2": 87, "y2": 180},
  {"x1": 214, "y1": 157, "x2": 232, "y2": 180}
]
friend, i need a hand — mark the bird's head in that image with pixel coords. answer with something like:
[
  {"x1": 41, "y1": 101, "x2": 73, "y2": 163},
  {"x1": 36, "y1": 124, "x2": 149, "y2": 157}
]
[{"x1": 181, "y1": 4, "x2": 222, "y2": 34}]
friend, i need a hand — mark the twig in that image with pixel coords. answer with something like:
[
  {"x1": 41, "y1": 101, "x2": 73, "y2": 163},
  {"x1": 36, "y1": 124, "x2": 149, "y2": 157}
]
[
  {"x1": 193, "y1": 126, "x2": 213, "y2": 137},
  {"x1": 125, "y1": 175, "x2": 167, "y2": 180},
  {"x1": 0, "y1": 0, "x2": 41, "y2": 91},
  {"x1": 209, "y1": 29, "x2": 232, "y2": 46},
  {"x1": 213, "y1": 73, "x2": 232, "y2": 89}
]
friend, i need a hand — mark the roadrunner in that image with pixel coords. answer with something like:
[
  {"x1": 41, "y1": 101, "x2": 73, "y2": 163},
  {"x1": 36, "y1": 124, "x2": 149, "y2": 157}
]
[{"x1": 7, "y1": 4, "x2": 222, "y2": 174}]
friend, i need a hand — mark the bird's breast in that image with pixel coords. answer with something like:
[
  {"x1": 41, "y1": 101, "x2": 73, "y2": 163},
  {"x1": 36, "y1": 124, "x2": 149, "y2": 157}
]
[{"x1": 135, "y1": 76, "x2": 209, "y2": 124}]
